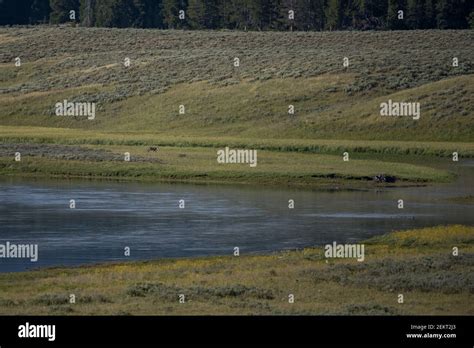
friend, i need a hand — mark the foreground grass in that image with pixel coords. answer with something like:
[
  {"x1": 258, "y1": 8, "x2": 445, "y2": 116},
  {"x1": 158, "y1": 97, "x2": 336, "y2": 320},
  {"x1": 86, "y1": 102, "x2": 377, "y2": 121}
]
[{"x1": 0, "y1": 225, "x2": 472, "y2": 315}]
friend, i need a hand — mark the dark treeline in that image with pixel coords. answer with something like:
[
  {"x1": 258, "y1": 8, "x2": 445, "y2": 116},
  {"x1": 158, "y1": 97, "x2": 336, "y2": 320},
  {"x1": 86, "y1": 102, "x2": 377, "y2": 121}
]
[{"x1": 1, "y1": 0, "x2": 473, "y2": 30}]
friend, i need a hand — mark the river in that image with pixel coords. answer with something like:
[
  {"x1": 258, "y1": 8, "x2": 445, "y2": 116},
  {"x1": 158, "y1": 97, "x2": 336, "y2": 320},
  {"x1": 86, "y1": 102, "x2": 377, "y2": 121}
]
[{"x1": 0, "y1": 161, "x2": 472, "y2": 272}]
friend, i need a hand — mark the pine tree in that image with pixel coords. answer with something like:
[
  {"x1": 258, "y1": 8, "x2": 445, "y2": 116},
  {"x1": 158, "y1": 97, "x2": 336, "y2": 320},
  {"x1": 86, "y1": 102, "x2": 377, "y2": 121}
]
[
  {"x1": 94, "y1": 0, "x2": 137, "y2": 28},
  {"x1": 387, "y1": 0, "x2": 406, "y2": 29},
  {"x1": 424, "y1": 0, "x2": 438, "y2": 28},
  {"x1": 50, "y1": 0, "x2": 79, "y2": 23},
  {"x1": 218, "y1": 0, "x2": 231, "y2": 28},
  {"x1": 162, "y1": 0, "x2": 188, "y2": 29},
  {"x1": 436, "y1": 0, "x2": 450, "y2": 28},
  {"x1": 226, "y1": 0, "x2": 258, "y2": 30},
  {"x1": 262, "y1": 0, "x2": 283, "y2": 30},
  {"x1": 187, "y1": 0, "x2": 205, "y2": 28},
  {"x1": 226, "y1": 0, "x2": 250, "y2": 30},
  {"x1": 368, "y1": 0, "x2": 389, "y2": 20},
  {"x1": 312, "y1": 0, "x2": 327, "y2": 30},
  {"x1": 437, "y1": 0, "x2": 469, "y2": 29},
  {"x1": 248, "y1": 0, "x2": 266, "y2": 30},
  {"x1": 30, "y1": 0, "x2": 50, "y2": 24},
  {"x1": 131, "y1": 0, "x2": 162, "y2": 28},
  {"x1": 286, "y1": 0, "x2": 325, "y2": 30},
  {"x1": 187, "y1": 0, "x2": 220, "y2": 29},
  {"x1": 326, "y1": 0, "x2": 343, "y2": 30},
  {"x1": 352, "y1": 0, "x2": 386, "y2": 29},
  {"x1": 280, "y1": 0, "x2": 295, "y2": 30},
  {"x1": 242, "y1": 0, "x2": 282, "y2": 31},
  {"x1": 1, "y1": 0, "x2": 470, "y2": 29},
  {"x1": 407, "y1": 0, "x2": 425, "y2": 29},
  {"x1": 82, "y1": 0, "x2": 162, "y2": 28},
  {"x1": 79, "y1": 0, "x2": 95, "y2": 26},
  {"x1": 342, "y1": 0, "x2": 361, "y2": 29}
]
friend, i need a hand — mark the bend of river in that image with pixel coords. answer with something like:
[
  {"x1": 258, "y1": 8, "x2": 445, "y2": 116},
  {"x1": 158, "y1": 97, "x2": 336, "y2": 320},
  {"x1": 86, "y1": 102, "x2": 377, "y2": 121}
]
[{"x1": 1, "y1": 161, "x2": 473, "y2": 272}]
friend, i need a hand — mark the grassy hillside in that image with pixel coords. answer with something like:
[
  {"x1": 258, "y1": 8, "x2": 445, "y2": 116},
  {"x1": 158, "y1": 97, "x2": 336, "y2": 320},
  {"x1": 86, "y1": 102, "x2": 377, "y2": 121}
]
[
  {"x1": 0, "y1": 225, "x2": 472, "y2": 315},
  {"x1": 0, "y1": 28, "x2": 473, "y2": 141}
]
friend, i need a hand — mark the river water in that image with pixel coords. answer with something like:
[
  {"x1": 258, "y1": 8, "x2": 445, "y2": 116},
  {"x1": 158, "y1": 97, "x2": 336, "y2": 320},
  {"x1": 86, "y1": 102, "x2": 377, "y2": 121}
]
[{"x1": 0, "y1": 161, "x2": 472, "y2": 272}]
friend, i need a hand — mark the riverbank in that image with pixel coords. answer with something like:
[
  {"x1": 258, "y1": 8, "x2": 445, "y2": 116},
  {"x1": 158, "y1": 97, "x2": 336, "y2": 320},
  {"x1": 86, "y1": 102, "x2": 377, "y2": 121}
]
[
  {"x1": 0, "y1": 225, "x2": 472, "y2": 315},
  {"x1": 0, "y1": 144, "x2": 454, "y2": 188},
  {"x1": 0, "y1": 126, "x2": 465, "y2": 188}
]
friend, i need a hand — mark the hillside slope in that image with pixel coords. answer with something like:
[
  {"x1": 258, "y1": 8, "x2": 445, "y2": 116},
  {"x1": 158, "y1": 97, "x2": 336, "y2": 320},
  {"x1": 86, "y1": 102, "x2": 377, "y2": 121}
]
[{"x1": 0, "y1": 28, "x2": 473, "y2": 141}]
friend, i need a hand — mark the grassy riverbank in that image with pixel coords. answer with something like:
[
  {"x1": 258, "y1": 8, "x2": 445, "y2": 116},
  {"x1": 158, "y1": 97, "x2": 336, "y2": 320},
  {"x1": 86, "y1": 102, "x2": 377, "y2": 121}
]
[
  {"x1": 0, "y1": 126, "x2": 466, "y2": 187},
  {"x1": 0, "y1": 138, "x2": 456, "y2": 188},
  {"x1": 0, "y1": 225, "x2": 472, "y2": 315}
]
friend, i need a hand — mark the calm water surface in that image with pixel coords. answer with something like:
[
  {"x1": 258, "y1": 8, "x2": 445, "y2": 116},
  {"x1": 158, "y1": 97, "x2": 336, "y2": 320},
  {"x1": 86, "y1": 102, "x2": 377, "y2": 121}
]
[{"x1": 0, "y1": 161, "x2": 472, "y2": 272}]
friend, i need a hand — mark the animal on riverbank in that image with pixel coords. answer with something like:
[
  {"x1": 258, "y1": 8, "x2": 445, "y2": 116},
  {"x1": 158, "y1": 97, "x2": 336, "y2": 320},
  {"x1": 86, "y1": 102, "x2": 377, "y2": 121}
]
[{"x1": 374, "y1": 174, "x2": 397, "y2": 183}]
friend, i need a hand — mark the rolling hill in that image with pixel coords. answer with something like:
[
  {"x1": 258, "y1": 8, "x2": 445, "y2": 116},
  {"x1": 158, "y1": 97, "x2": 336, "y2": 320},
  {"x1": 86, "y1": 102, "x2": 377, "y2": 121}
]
[{"x1": 0, "y1": 27, "x2": 473, "y2": 142}]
